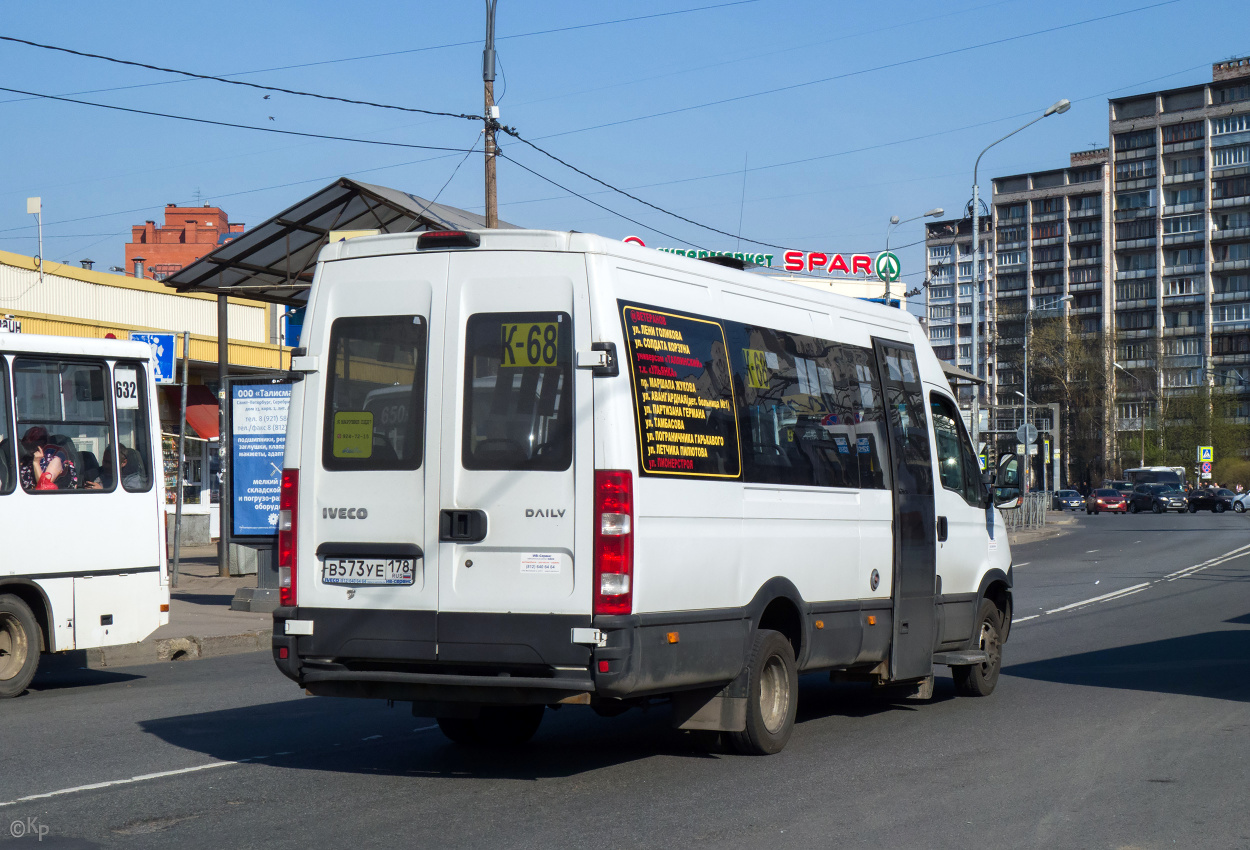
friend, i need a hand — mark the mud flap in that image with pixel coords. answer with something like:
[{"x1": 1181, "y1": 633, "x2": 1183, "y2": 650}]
[{"x1": 671, "y1": 669, "x2": 748, "y2": 732}]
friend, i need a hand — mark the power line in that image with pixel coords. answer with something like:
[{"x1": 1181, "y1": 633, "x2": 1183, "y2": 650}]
[
  {"x1": 0, "y1": 2, "x2": 760, "y2": 107},
  {"x1": 0, "y1": 34, "x2": 482, "y2": 122},
  {"x1": 0, "y1": 85, "x2": 478, "y2": 154},
  {"x1": 498, "y1": 152, "x2": 707, "y2": 249},
  {"x1": 530, "y1": 0, "x2": 1184, "y2": 141}
]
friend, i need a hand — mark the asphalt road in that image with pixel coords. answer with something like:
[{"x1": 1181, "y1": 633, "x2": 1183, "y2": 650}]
[{"x1": 3, "y1": 511, "x2": 1249, "y2": 849}]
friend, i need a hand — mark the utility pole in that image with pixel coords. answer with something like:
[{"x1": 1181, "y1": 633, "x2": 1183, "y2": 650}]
[
  {"x1": 27, "y1": 198, "x2": 43, "y2": 288},
  {"x1": 483, "y1": 0, "x2": 500, "y2": 228}
]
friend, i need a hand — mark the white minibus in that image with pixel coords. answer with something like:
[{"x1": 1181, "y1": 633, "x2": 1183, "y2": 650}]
[
  {"x1": 272, "y1": 230, "x2": 1017, "y2": 753},
  {"x1": 0, "y1": 334, "x2": 169, "y2": 697}
]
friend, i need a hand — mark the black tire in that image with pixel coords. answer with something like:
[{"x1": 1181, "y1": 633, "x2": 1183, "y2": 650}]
[
  {"x1": 1129, "y1": 501, "x2": 1139, "y2": 514},
  {"x1": 1214, "y1": 503, "x2": 1226, "y2": 514},
  {"x1": 1188, "y1": 504, "x2": 1198, "y2": 513},
  {"x1": 952, "y1": 598, "x2": 1004, "y2": 698},
  {"x1": 730, "y1": 629, "x2": 797, "y2": 755},
  {"x1": 1152, "y1": 502, "x2": 1162, "y2": 514},
  {"x1": 1235, "y1": 502, "x2": 1245, "y2": 513},
  {"x1": 437, "y1": 705, "x2": 545, "y2": 747},
  {"x1": 0, "y1": 594, "x2": 40, "y2": 699}
]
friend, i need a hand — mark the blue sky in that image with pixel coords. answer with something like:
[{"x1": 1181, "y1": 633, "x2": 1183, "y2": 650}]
[{"x1": 0, "y1": 0, "x2": 1243, "y2": 311}]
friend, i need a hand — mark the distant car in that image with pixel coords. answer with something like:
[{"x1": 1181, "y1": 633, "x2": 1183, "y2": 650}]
[
  {"x1": 1234, "y1": 492, "x2": 1250, "y2": 513},
  {"x1": 1187, "y1": 488, "x2": 1236, "y2": 513},
  {"x1": 1102, "y1": 479, "x2": 1133, "y2": 497},
  {"x1": 1053, "y1": 489, "x2": 1084, "y2": 511},
  {"x1": 1128, "y1": 483, "x2": 1188, "y2": 514},
  {"x1": 1086, "y1": 488, "x2": 1128, "y2": 514}
]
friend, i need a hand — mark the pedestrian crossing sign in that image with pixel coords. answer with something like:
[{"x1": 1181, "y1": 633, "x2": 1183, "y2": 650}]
[{"x1": 1198, "y1": 445, "x2": 1213, "y2": 462}]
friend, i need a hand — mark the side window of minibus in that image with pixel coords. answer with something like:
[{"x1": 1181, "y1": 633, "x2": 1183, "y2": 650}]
[
  {"x1": 0, "y1": 359, "x2": 13, "y2": 495},
  {"x1": 930, "y1": 392, "x2": 980, "y2": 507},
  {"x1": 113, "y1": 361, "x2": 154, "y2": 492},
  {"x1": 12, "y1": 357, "x2": 114, "y2": 493}
]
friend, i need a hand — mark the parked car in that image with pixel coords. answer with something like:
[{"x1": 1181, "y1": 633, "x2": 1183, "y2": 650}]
[
  {"x1": 1234, "y1": 492, "x2": 1250, "y2": 513},
  {"x1": 1186, "y1": 487, "x2": 1237, "y2": 513},
  {"x1": 1086, "y1": 488, "x2": 1128, "y2": 514},
  {"x1": 1102, "y1": 479, "x2": 1133, "y2": 497},
  {"x1": 1127, "y1": 483, "x2": 1188, "y2": 514},
  {"x1": 1053, "y1": 489, "x2": 1084, "y2": 511}
]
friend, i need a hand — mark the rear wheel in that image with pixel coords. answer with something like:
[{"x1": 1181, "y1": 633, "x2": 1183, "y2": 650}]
[
  {"x1": 0, "y1": 595, "x2": 40, "y2": 699},
  {"x1": 730, "y1": 629, "x2": 797, "y2": 755},
  {"x1": 953, "y1": 598, "x2": 1004, "y2": 697},
  {"x1": 437, "y1": 705, "x2": 545, "y2": 747},
  {"x1": 1129, "y1": 502, "x2": 1139, "y2": 514}
]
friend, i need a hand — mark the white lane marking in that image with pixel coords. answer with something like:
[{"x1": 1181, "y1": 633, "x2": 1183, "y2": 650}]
[
  {"x1": 1086, "y1": 549, "x2": 1099, "y2": 553},
  {"x1": 1016, "y1": 541, "x2": 1250, "y2": 628},
  {"x1": 1045, "y1": 583, "x2": 1152, "y2": 615},
  {"x1": 362, "y1": 735, "x2": 382, "y2": 741},
  {"x1": 1, "y1": 726, "x2": 443, "y2": 810},
  {"x1": 0, "y1": 760, "x2": 239, "y2": 808},
  {"x1": 1014, "y1": 562, "x2": 1031, "y2": 568}
]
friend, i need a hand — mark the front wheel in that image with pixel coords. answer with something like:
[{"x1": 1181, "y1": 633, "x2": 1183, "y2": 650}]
[
  {"x1": 730, "y1": 629, "x2": 797, "y2": 755},
  {"x1": 0, "y1": 594, "x2": 40, "y2": 699},
  {"x1": 1188, "y1": 504, "x2": 1198, "y2": 513},
  {"x1": 1129, "y1": 502, "x2": 1139, "y2": 514},
  {"x1": 1152, "y1": 503, "x2": 1162, "y2": 514},
  {"x1": 1214, "y1": 503, "x2": 1227, "y2": 514},
  {"x1": 1235, "y1": 502, "x2": 1245, "y2": 513},
  {"x1": 953, "y1": 598, "x2": 1004, "y2": 697}
]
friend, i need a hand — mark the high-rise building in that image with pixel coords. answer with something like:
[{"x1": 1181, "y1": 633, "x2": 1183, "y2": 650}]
[
  {"x1": 926, "y1": 55, "x2": 1250, "y2": 484},
  {"x1": 125, "y1": 204, "x2": 245, "y2": 281},
  {"x1": 923, "y1": 215, "x2": 993, "y2": 410}
]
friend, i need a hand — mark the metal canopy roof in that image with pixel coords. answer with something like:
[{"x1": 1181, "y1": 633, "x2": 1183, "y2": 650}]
[
  {"x1": 162, "y1": 178, "x2": 518, "y2": 306},
  {"x1": 941, "y1": 360, "x2": 984, "y2": 386}
]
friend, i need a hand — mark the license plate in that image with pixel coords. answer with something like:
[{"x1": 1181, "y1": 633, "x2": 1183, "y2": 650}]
[{"x1": 321, "y1": 558, "x2": 416, "y2": 586}]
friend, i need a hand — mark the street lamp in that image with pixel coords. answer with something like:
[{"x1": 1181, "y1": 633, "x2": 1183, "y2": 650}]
[
  {"x1": 884, "y1": 208, "x2": 943, "y2": 303},
  {"x1": 1022, "y1": 293, "x2": 1071, "y2": 493},
  {"x1": 1114, "y1": 361, "x2": 1146, "y2": 469},
  {"x1": 968, "y1": 98, "x2": 1070, "y2": 452}
]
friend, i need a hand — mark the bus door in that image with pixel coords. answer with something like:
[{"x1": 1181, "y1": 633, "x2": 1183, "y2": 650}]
[
  {"x1": 436, "y1": 251, "x2": 592, "y2": 661},
  {"x1": 872, "y1": 340, "x2": 937, "y2": 681}
]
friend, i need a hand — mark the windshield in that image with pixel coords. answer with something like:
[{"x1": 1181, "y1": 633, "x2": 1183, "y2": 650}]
[
  {"x1": 1095, "y1": 489, "x2": 1120, "y2": 497},
  {"x1": 1148, "y1": 484, "x2": 1169, "y2": 494}
]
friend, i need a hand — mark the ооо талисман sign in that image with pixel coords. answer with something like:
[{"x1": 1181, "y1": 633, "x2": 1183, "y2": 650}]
[{"x1": 232, "y1": 383, "x2": 292, "y2": 536}]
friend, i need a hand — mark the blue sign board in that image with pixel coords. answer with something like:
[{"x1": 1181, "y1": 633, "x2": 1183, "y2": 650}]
[
  {"x1": 231, "y1": 383, "x2": 292, "y2": 537},
  {"x1": 128, "y1": 332, "x2": 176, "y2": 384}
]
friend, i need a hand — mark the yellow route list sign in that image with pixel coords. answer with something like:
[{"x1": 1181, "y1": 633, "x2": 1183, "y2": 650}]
[{"x1": 333, "y1": 411, "x2": 374, "y2": 458}]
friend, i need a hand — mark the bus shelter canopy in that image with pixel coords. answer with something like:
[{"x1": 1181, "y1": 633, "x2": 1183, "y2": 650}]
[{"x1": 163, "y1": 178, "x2": 517, "y2": 307}]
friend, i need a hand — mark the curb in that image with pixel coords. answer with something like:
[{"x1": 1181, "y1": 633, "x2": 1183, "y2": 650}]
[
  {"x1": 80, "y1": 629, "x2": 273, "y2": 669},
  {"x1": 1008, "y1": 514, "x2": 1078, "y2": 547}
]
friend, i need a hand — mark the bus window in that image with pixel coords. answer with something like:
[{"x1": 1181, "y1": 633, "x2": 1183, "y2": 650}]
[
  {"x1": 462, "y1": 311, "x2": 572, "y2": 471},
  {"x1": 113, "y1": 361, "x2": 153, "y2": 492},
  {"x1": 322, "y1": 315, "x2": 426, "y2": 471},
  {"x1": 0, "y1": 361, "x2": 13, "y2": 495},
  {"x1": 13, "y1": 358, "x2": 113, "y2": 493}
]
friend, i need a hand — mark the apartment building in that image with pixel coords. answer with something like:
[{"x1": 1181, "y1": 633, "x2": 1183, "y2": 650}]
[
  {"x1": 923, "y1": 215, "x2": 993, "y2": 409},
  {"x1": 1107, "y1": 57, "x2": 1250, "y2": 467}
]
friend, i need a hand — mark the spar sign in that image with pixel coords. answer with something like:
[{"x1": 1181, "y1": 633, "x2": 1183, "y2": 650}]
[{"x1": 622, "y1": 236, "x2": 901, "y2": 279}]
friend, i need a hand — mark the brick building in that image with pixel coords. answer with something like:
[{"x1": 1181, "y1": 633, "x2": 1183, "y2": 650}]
[{"x1": 125, "y1": 204, "x2": 245, "y2": 281}]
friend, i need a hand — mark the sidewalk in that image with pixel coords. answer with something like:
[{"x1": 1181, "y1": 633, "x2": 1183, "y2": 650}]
[
  {"x1": 84, "y1": 544, "x2": 273, "y2": 669},
  {"x1": 1007, "y1": 510, "x2": 1078, "y2": 547}
]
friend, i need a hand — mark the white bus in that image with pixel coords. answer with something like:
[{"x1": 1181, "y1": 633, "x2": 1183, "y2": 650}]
[
  {"x1": 272, "y1": 230, "x2": 1017, "y2": 753},
  {"x1": 0, "y1": 334, "x2": 169, "y2": 697}
]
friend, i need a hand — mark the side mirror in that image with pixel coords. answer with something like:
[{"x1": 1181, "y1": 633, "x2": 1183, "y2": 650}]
[{"x1": 991, "y1": 456, "x2": 1022, "y2": 510}]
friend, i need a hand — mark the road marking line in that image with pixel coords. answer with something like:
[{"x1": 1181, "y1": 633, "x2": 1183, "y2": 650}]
[
  {"x1": 362, "y1": 735, "x2": 382, "y2": 741},
  {"x1": 1045, "y1": 583, "x2": 1152, "y2": 615},
  {"x1": 1014, "y1": 562, "x2": 1031, "y2": 567},
  {"x1": 1086, "y1": 549, "x2": 1099, "y2": 553},
  {"x1": 0, "y1": 761, "x2": 239, "y2": 808},
  {"x1": 1013, "y1": 615, "x2": 1039, "y2": 623}
]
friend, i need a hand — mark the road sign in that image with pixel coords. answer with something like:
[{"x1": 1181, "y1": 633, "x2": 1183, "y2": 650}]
[
  {"x1": 128, "y1": 332, "x2": 176, "y2": 384},
  {"x1": 1016, "y1": 423, "x2": 1038, "y2": 445},
  {"x1": 874, "y1": 251, "x2": 901, "y2": 283},
  {"x1": 1201, "y1": 461, "x2": 1212, "y2": 475},
  {"x1": 1198, "y1": 445, "x2": 1214, "y2": 463}
]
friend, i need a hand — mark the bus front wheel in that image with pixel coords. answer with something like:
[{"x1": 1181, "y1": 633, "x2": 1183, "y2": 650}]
[
  {"x1": 953, "y1": 598, "x2": 1003, "y2": 698},
  {"x1": 0, "y1": 595, "x2": 39, "y2": 699}
]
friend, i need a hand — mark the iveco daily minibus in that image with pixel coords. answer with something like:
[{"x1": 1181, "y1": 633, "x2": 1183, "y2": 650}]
[{"x1": 271, "y1": 230, "x2": 1017, "y2": 754}]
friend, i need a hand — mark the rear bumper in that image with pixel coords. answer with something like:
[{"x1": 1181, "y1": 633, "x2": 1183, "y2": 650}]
[{"x1": 272, "y1": 606, "x2": 594, "y2": 704}]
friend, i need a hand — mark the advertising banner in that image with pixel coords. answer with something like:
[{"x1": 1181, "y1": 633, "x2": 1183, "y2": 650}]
[{"x1": 231, "y1": 383, "x2": 291, "y2": 537}]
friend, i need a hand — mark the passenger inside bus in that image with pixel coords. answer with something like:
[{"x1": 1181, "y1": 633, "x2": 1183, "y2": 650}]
[{"x1": 17, "y1": 427, "x2": 78, "y2": 491}]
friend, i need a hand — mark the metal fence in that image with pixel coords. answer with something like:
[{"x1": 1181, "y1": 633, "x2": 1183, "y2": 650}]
[{"x1": 1001, "y1": 491, "x2": 1050, "y2": 530}]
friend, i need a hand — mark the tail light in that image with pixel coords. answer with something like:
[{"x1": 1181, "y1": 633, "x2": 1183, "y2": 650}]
[
  {"x1": 593, "y1": 470, "x2": 633, "y2": 616},
  {"x1": 278, "y1": 469, "x2": 298, "y2": 607}
]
